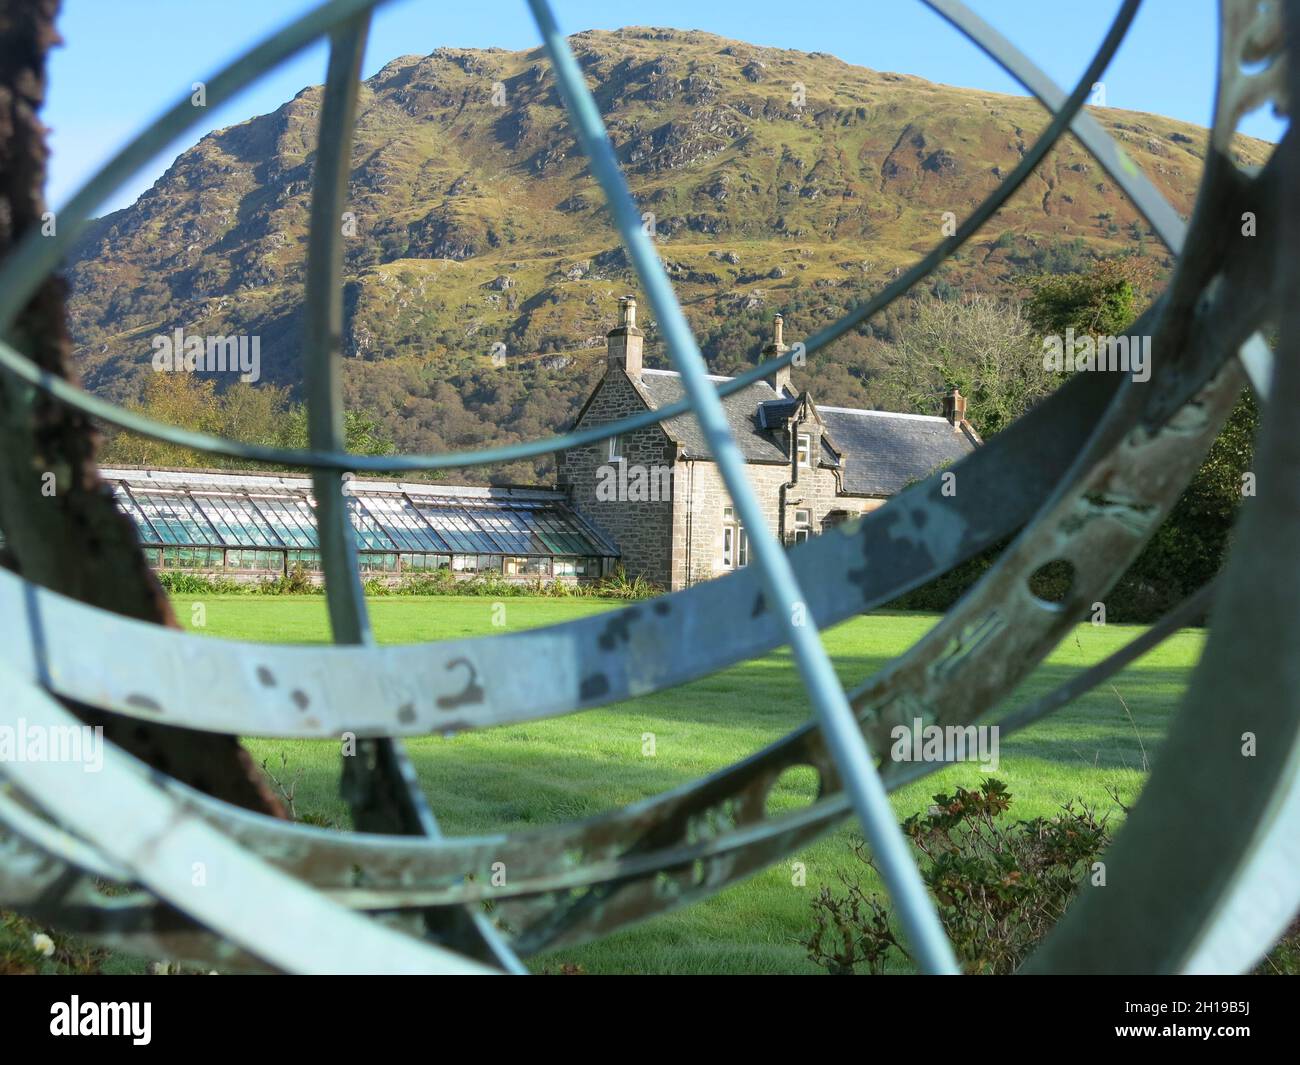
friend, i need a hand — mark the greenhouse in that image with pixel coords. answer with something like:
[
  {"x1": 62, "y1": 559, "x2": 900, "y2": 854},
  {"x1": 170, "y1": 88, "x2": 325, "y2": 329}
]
[{"x1": 100, "y1": 467, "x2": 619, "y2": 582}]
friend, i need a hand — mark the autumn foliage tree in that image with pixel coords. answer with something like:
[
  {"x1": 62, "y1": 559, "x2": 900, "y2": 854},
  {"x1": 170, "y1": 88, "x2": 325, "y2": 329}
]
[{"x1": 100, "y1": 372, "x2": 395, "y2": 468}]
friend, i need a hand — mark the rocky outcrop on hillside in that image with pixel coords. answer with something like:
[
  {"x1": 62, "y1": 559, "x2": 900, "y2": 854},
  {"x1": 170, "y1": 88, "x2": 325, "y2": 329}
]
[{"x1": 63, "y1": 26, "x2": 1270, "y2": 472}]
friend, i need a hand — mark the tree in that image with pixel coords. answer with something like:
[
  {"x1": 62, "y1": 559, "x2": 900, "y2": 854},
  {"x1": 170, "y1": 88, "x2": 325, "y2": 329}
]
[
  {"x1": 1024, "y1": 256, "x2": 1154, "y2": 338},
  {"x1": 100, "y1": 373, "x2": 396, "y2": 468},
  {"x1": 218, "y1": 380, "x2": 290, "y2": 448},
  {"x1": 880, "y1": 256, "x2": 1260, "y2": 620},
  {"x1": 274, "y1": 406, "x2": 397, "y2": 457},
  {"x1": 880, "y1": 292, "x2": 1050, "y2": 434},
  {"x1": 1120, "y1": 390, "x2": 1260, "y2": 613},
  {"x1": 1025, "y1": 256, "x2": 1258, "y2": 616},
  {"x1": 104, "y1": 371, "x2": 222, "y2": 467}
]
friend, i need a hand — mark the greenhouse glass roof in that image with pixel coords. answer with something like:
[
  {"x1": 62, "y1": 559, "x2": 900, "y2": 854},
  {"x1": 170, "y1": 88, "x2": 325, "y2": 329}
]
[{"x1": 100, "y1": 468, "x2": 619, "y2": 559}]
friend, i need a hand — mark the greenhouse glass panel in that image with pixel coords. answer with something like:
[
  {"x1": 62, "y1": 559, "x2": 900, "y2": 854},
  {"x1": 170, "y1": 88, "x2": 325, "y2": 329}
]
[
  {"x1": 132, "y1": 496, "x2": 195, "y2": 546},
  {"x1": 193, "y1": 494, "x2": 281, "y2": 548},
  {"x1": 113, "y1": 487, "x2": 164, "y2": 544},
  {"x1": 159, "y1": 546, "x2": 221, "y2": 567},
  {"x1": 404, "y1": 553, "x2": 451, "y2": 571},
  {"x1": 104, "y1": 474, "x2": 612, "y2": 576},
  {"x1": 451, "y1": 508, "x2": 506, "y2": 552},
  {"x1": 471, "y1": 507, "x2": 544, "y2": 553},
  {"x1": 414, "y1": 506, "x2": 495, "y2": 553},
  {"x1": 227, "y1": 549, "x2": 283, "y2": 570},
  {"x1": 357, "y1": 494, "x2": 446, "y2": 551},
  {"x1": 169, "y1": 494, "x2": 220, "y2": 544},
  {"x1": 133, "y1": 492, "x2": 215, "y2": 546},
  {"x1": 531, "y1": 508, "x2": 600, "y2": 555},
  {"x1": 254, "y1": 496, "x2": 319, "y2": 548},
  {"x1": 504, "y1": 556, "x2": 550, "y2": 577},
  {"x1": 132, "y1": 494, "x2": 178, "y2": 545},
  {"x1": 345, "y1": 498, "x2": 398, "y2": 550}
]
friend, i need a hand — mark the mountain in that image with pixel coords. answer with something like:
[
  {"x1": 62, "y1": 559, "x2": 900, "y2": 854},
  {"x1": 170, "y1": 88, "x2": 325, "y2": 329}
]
[{"x1": 64, "y1": 26, "x2": 1271, "y2": 483}]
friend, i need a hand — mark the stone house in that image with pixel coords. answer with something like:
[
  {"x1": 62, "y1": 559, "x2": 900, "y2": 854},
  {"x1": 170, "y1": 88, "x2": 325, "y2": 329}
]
[{"x1": 557, "y1": 297, "x2": 982, "y2": 590}]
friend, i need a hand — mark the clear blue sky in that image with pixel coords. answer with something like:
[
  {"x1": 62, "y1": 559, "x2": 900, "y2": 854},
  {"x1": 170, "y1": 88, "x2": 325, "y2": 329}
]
[{"x1": 45, "y1": 0, "x2": 1287, "y2": 215}]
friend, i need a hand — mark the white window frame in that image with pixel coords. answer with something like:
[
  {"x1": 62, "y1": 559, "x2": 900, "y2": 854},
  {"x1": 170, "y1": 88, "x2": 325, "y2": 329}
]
[
  {"x1": 607, "y1": 434, "x2": 624, "y2": 462},
  {"x1": 722, "y1": 506, "x2": 748, "y2": 569},
  {"x1": 797, "y1": 432, "x2": 812, "y2": 468}
]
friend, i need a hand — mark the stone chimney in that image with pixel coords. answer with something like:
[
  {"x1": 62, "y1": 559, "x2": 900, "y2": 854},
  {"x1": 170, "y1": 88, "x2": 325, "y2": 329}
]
[
  {"x1": 943, "y1": 387, "x2": 968, "y2": 427},
  {"x1": 763, "y1": 313, "x2": 791, "y2": 395},
  {"x1": 607, "y1": 295, "x2": 644, "y2": 379}
]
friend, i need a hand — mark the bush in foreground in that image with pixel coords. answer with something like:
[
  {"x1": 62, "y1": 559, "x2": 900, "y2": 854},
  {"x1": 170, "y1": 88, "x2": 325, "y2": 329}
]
[{"x1": 804, "y1": 778, "x2": 1110, "y2": 974}]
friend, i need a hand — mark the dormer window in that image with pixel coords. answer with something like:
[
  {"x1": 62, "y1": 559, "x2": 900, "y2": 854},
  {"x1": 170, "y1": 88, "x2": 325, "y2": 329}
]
[
  {"x1": 607, "y1": 435, "x2": 624, "y2": 462},
  {"x1": 797, "y1": 432, "x2": 812, "y2": 468}
]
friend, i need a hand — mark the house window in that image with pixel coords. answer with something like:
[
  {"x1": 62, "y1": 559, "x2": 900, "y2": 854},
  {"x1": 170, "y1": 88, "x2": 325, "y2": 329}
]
[
  {"x1": 793, "y1": 508, "x2": 812, "y2": 545},
  {"x1": 607, "y1": 434, "x2": 624, "y2": 462},
  {"x1": 797, "y1": 432, "x2": 812, "y2": 468},
  {"x1": 722, "y1": 507, "x2": 749, "y2": 569}
]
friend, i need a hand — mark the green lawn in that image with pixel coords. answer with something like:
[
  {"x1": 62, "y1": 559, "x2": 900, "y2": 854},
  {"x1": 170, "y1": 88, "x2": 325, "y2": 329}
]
[{"x1": 161, "y1": 594, "x2": 1202, "y2": 975}]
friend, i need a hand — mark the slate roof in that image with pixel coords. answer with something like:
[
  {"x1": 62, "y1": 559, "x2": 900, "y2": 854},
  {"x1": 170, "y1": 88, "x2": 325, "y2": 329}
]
[
  {"x1": 817, "y1": 406, "x2": 978, "y2": 496},
  {"x1": 637, "y1": 369, "x2": 793, "y2": 463},
  {"x1": 633, "y1": 369, "x2": 977, "y2": 495}
]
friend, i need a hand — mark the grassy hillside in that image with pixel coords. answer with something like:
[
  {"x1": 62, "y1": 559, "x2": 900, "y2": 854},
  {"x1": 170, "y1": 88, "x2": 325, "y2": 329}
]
[{"x1": 65, "y1": 27, "x2": 1272, "y2": 482}]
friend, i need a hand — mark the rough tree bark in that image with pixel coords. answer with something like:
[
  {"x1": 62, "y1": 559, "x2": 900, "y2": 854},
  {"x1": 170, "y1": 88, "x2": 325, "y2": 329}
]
[{"x1": 0, "y1": 0, "x2": 284, "y2": 817}]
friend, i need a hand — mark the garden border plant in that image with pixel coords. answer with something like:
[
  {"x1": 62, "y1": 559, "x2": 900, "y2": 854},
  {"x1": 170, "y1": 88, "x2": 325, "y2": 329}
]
[{"x1": 155, "y1": 563, "x2": 660, "y2": 600}]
